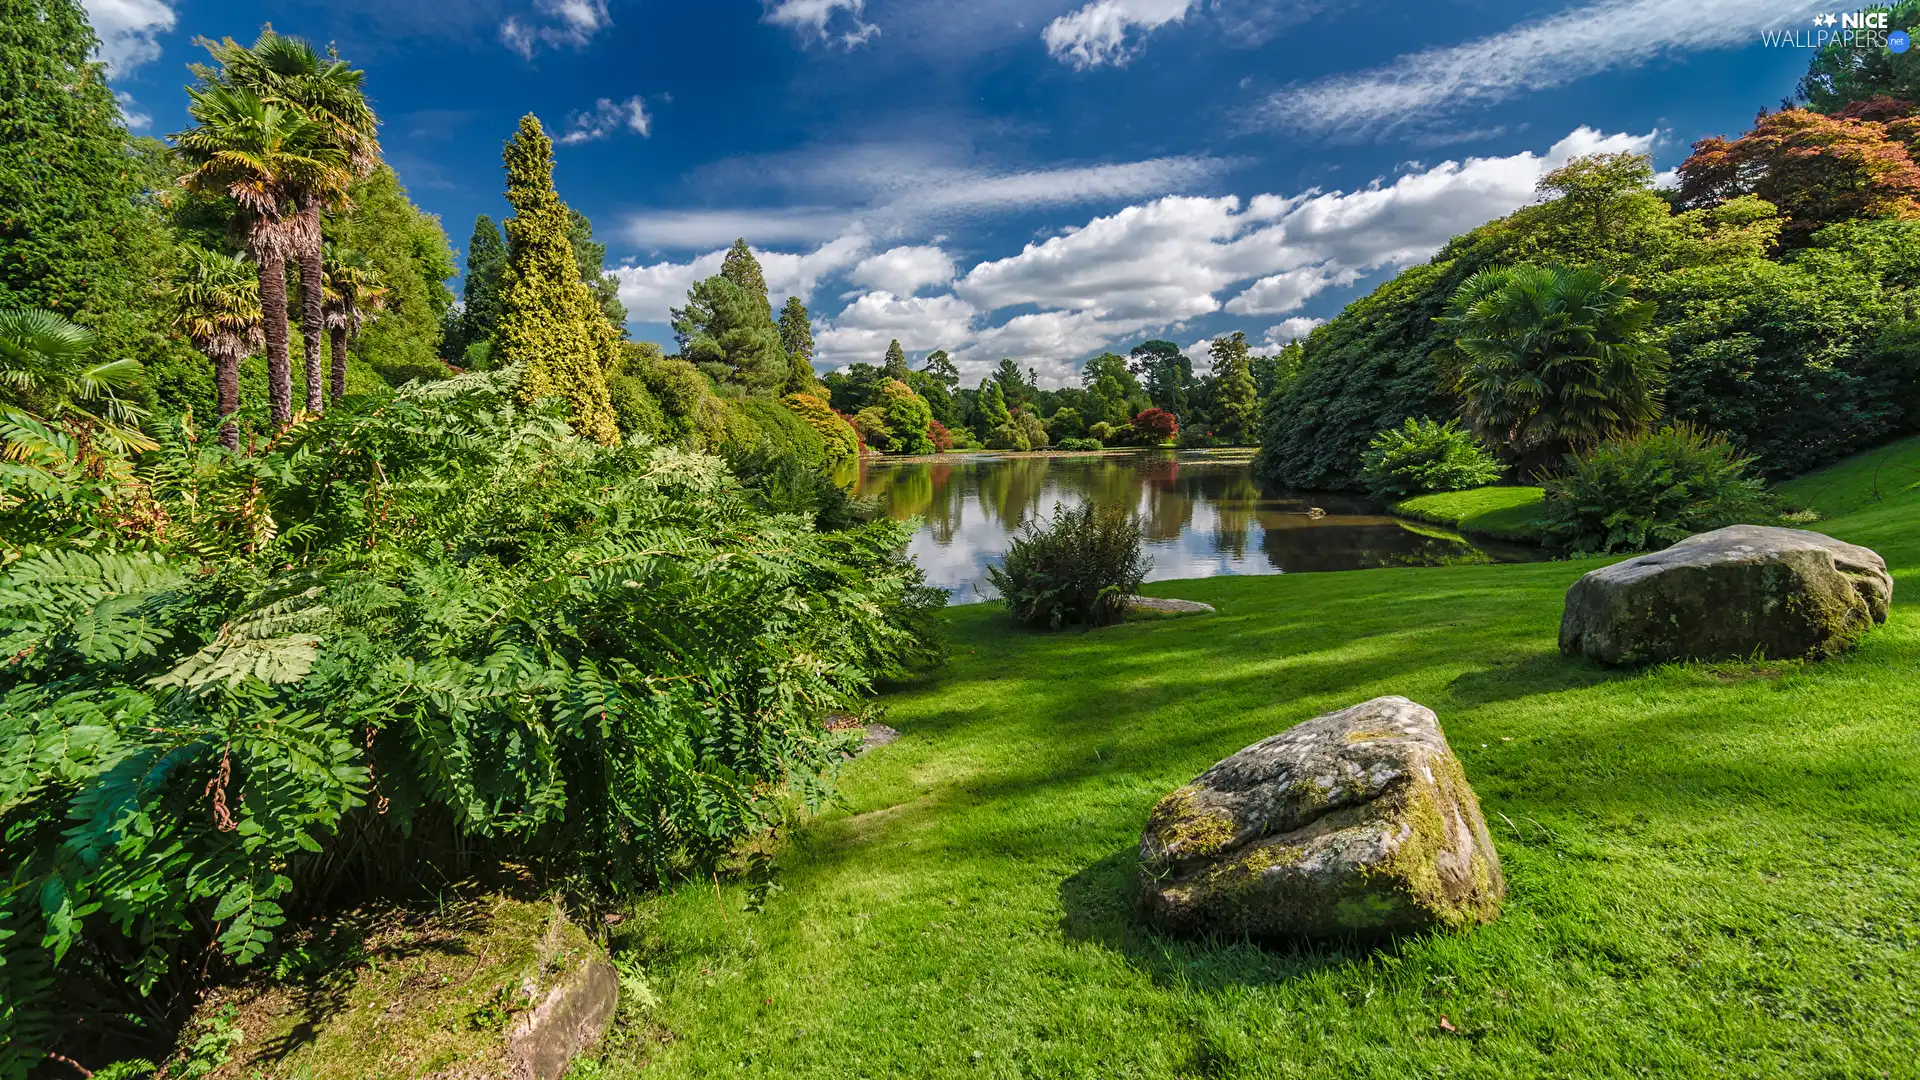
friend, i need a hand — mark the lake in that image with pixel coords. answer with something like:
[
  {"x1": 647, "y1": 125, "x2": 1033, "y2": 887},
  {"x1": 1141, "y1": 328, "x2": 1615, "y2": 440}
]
[{"x1": 847, "y1": 449, "x2": 1547, "y2": 603}]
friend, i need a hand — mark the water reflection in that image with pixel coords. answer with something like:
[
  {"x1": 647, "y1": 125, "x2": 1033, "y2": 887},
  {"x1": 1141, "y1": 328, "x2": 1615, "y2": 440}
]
[{"x1": 848, "y1": 450, "x2": 1546, "y2": 603}]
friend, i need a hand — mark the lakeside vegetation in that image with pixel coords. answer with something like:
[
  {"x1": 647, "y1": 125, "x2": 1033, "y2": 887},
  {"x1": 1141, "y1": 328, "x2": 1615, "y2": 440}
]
[{"x1": 610, "y1": 435, "x2": 1920, "y2": 1080}]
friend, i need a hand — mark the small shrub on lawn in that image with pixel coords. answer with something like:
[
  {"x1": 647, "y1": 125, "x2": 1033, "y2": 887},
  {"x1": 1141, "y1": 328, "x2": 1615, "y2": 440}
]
[
  {"x1": 987, "y1": 503, "x2": 1151, "y2": 630},
  {"x1": 1360, "y1": 417, "x2": 1505, "y2": 498},
  {"x1": 1056, "y1": 437, "x2": 1103, "y2": 451},
  {"x1": 1541, "y1": 423, "x2": 1775, "y2": 554}
]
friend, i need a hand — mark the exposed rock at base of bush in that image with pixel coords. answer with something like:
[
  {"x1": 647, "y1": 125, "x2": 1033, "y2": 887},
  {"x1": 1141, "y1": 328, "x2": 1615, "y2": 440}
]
[
  {"x1": 1138, "y1": 696, "x2": 1504, "y2": 943},
  {"x1": 1126, "y1": 596, "x2": 1216, "y2": 615},
  {"x1": 1559, "y1": 525, "x2": 1892, "y2": 666},
  {"x1": 178, "y1": 896, "x2": 619, "y2": 1080}
]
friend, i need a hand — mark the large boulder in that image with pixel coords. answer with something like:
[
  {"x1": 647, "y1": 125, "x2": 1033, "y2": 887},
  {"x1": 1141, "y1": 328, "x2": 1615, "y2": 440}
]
[
  {"x1": 1138, "y1": 697, "x2": 1504, "y2": 943},
  {"x1": 1559, "y1": 525, "x2": 1892, "y2": 666}
]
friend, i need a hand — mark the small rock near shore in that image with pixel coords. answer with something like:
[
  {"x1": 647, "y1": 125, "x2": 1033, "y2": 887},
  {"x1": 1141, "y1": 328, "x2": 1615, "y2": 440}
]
[{"x1": 1127, "y1": 596, "x2": 1216, "y2": 615}]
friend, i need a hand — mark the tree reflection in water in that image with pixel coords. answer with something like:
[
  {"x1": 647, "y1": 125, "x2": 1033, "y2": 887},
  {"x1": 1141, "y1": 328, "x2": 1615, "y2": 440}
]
[{"x1": 849, "y1": 450, "x2": 1545, "y2": 603}]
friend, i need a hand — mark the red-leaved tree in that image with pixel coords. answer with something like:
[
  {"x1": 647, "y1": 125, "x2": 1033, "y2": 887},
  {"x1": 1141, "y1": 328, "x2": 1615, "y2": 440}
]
[
  {"x1": 1132, "y1": 407, "x2": 1179, "y2": 442},
  {"x1": 1678, "y1": 104, "x2": 1920, "y2": 241}
]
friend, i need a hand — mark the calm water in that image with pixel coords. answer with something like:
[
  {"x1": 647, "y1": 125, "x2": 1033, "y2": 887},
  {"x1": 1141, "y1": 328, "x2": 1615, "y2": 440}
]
[{"x1": 847, "y1": 450, "x2": 1546, "y2": 604}]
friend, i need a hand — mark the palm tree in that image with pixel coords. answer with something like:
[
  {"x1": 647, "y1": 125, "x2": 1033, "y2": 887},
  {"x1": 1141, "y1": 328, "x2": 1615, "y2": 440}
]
[
  {"x1": 195, "y1": 30, "x2": 379, "y2": 414},
  {"x1": 172, "y1": 246, "x2": 263, "y2": 449},
  {"x1": 1445, "y1": 263, "x2": 1668, "y2": 472},
  {"x1": 174, "y1": 85, "x2": 349, "y2": 428},
  {"x1": 321, "y1": 243, "x2": 387, "y2": 401},
  {"x1": 0, "y1": 308, "x2": 154, "y2": 457}
]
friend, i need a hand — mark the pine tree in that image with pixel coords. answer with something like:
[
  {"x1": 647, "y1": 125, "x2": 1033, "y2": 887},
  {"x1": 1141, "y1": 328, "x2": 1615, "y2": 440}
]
[
  {"x1": 494, "y1": 115, "x2": 619, "y2": 444},
  {"x1": 883, "y1": 339, "x2": 910, "y2": 381},
  {"x1": 459, "y1": 215, "x2": 506, "y2": 354},
  {"x1": 1209, "y1": 331, "x2": 1259, "y2": 444},
  {"x1": 671, "y1": 276, "x2": 786, "y2": 393},
  {"x1": 974, "y1": 378, "x2": 1012, "y2": 437},
  {"x1": 567, "y1": 208, "x2": 627, "y2": 332},
  {"x1": 721, "y1": 238, "x2": 770, "y2": 310},
  {"x1": 0, "y1": 0, "x2": 179, "y2": 365},
  {"x1": 777, "y1": 295, "x2": 818, "y2": 394}
]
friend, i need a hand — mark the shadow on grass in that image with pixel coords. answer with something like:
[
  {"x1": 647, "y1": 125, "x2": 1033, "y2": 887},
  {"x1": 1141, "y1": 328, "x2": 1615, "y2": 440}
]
[
  {"x1": 1057, "y1": 847, "x2": 1392, "y2": 994},
  {"x1": 1444, "y1": 651, "x2": 1627, "y2": 706}
]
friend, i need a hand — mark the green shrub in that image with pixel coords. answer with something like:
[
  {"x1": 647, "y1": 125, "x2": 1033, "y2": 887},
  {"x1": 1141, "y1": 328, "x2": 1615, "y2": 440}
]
[
  {"x1": 731, "y1": 395, "x2": 829, "y2": 469},
  {"x1": 1055, "y1": 437, "x2": 1102, "y2": 451},
  {"x1": 986, "y1": 423, "x2": 1027, "y2": 450},
  {"x1": 0, "y1": 370, "x2": 942, "y2": 1071},
  {"x1": 1540, "y1": 424, "x2": 1775, "y2": 554},
  {"x1": 783, "y1": 392, "x2": 860, "y2": 463},
  {"x1": 878, "y1": 379, "x2": 934, "y2": 455},
  {"x1": 1359, "y1": 417, "x2": 1505, "y2": 497},
  {"x1": 1046, "y1": 407, "x2": 1085, "y2": 441},
  {"x1": 1015, "y1": 412, "x2": 1050, "y2": 451},
  {"x1": 1087, "y1": 421, "x2": 1116, "y2": 445},
  {"x1": 854, "y1": 405, "x2": 895, "y2": 452},
  {"x1": 987, "y1": 503, "x2": 1151, "y2": 630}
]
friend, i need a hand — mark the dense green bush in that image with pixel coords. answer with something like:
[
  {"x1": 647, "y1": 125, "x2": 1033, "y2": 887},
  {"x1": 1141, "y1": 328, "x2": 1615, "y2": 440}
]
[
  {"x1": 782, "y1": 392, "x2": 860, "y2": 463},
  {"x1": 1086, "y1": 421, "x2": 1116, "y2": 445},
  {"x1": 986, "y1": 423, "x2": 1027, "y2": 450},
  {"x1": 987, "y1": 503, "x2": 1150, "y2": 630},
  {"x1": 0, "y1": 369, "x2": 941, "y2": 1073},
  {"x1": 1540, "y1": 424, "x2": 1775, "y2": 554},
  {"x1": 730, "y1": 395, "x2": 830, "y2": 469},
  {"x1": 1055, "y1": 437, "x2": 1102, "y2": 451},
  {"x1": 1359, "y1": 418, "x2": 1505, "y2": 497}
]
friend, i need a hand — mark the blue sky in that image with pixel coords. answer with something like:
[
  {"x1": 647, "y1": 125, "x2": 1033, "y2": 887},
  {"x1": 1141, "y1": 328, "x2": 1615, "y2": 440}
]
[{"x1": 88, "y1": 0, "x2": 1825, "y2": 384}]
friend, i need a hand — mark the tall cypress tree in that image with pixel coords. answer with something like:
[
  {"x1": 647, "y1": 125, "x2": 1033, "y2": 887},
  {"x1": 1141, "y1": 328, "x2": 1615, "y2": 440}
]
[
  {"x1": 0, "y1": 0, "x2": 176, "y2": 362},
  {"x1": 721, "y1": 238, "x2": 769, "y2": 310},
  {"x1": 883, "y1": 339, "x2": 910, "y2": 381},
  {"x1": 460, "y1": 214, "x2": 506, "y2": 350},
  {"x1": 777, "y1": 295, "x2": 818, "y2": 395},
  {"x1": 567, "y1": 208, "x2": 627, "y2": 332},
  {"x1": 494, "y1": 115, "x2": 619, "y2": 444}
]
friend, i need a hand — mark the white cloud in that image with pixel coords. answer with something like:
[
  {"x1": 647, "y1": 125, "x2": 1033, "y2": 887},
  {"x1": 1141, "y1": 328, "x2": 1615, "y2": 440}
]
[
  {"x1": 763, "y1": 0, "x2": 880, "y2": 47},
  {"x1": 850, "y1": 245, "x2": 955, "y2": 296},
  {"x1": 1254, "y1": 317, "x2": 1325, "y2": 354},
  {"x1": 557, "y1": 96, "x2": 652, "y2": 145},
  {"x1": 814, "y1": 291, "x2": 979, "y2": 367},
  {"x1": 1264, "y1": 0, "x2": 1820, "y2": 137},
  {"x1": 501, "y1": 0, "x2": 610, "y2": 58},
  {"x1": 612, "y1": 234, "x2": 870, "y2": 325},
  {"x1": 113, "y1": 90, "x2": 151, "y2": 131},
  {"x1": 1044, "y1": 0, "x2": 1194, "y2": 69},
  {"x1": 82, "y1": 0, "x2": 175, "y2": 76}
]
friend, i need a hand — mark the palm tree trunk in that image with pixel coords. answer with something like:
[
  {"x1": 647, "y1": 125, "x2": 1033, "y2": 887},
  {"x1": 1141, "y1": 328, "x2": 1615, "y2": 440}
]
[
  {"x1": 257, "y1": 243, "x2": 293, "y2": 428},
  {"x1": 216, "y1": 346, "x2": 240, "y2": 451},
  {"x1": 298, "y1": 203, "x2": 327, "y2": 414},
  {"x1": 330, "y1": 323, "x2": 349, "y2": 402}
]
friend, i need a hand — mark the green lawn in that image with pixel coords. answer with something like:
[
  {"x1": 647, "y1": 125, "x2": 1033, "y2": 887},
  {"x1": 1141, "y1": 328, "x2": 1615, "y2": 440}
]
[
  {"x1": 613, "y1": 443, "x2": 1920, "y2": 1080},
  {"x1": 1393, "y1": 486, "x2": 1547, "y2": 543}
]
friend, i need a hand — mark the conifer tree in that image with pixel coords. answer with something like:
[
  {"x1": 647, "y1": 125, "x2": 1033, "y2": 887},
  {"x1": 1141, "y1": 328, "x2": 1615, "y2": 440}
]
[
  {"x1": 1209, "y1": 331, "x2": 1259, "y2": 444},
  {"x1": 460, "y1": 215, "x2": 506, "y2": 351},
  {"x1": 883, "y1": 339, "x2": 910, "y2": 381},
  {"x1": 0, "y1": 0, "x2": 177, "y2": 362},
  {"x1": 778, "y1": 295, "x2": 819, "y2": 394},
  {"x1": 494, "y1": 115, "x2": 619, "y2": 444},
  {"x1": 567, "y1": 208, "x2": 627, "y2": 332},
  {"x1": 974, "y1": 377, "x2": 1013, "y2": 437},
  {"x1": 721, "y1": 238, "x2": 770, "y2": 311}
]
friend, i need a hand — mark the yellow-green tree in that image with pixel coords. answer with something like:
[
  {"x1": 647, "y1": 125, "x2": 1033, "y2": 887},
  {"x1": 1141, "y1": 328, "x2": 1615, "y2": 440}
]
[{"x1": 494, "y1": 115, "x2": 619, "y2": 444}]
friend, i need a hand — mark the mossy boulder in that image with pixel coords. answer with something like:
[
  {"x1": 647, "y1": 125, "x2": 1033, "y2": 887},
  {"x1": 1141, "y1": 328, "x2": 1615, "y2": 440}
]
[
  {"x1": 181, "y1": 896, "x2": 617, "y2": 1080},
  {"x1": 1138, "y1": 696, "x2": 1504, "y2": 943},
  {"x1": 1559, "y1": 525, "x2": 1892, "y2": 665}
]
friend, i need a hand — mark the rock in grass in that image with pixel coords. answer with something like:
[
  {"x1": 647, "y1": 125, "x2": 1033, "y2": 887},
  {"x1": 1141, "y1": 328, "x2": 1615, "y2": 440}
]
[
  {"x1": 1559, "y1": 525, "x2": 1892, "y2": 666},
  {"x1": 1126, "y1": 595, "x2": 1216, "y2": 615},
  {"x1": 1138, "y1": 696, "x2": 1504, "y2": 943},
  {"x1": 508, "y1": 946, "x2": 620, "y2": 1080}
]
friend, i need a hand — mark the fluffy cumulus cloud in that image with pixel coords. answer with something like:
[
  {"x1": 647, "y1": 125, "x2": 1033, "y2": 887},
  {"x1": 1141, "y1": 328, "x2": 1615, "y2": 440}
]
[
  {"x1": 1043, "y1": 0, "x2": 1194, "y2": 69},
  {"x1": 762, "y1": 0, "x2": 880, "y2": 47},
  {"x1": 81, "y1": 0, "x2": 175, "y2": 76},
  {"x1": 557, "y1": 96, "x2": 652, "y2": 145},
  {"x1": 814, "y1": 292, "x2": 979, "y2": 364},
  {"x1": 850, "y1": 245, "x2": 956, "y2": 296},
  {"x1": 501, "y1": 0, "x2": 611, "y2": 59},
  {"x1": 1264, "y1": 0, "x2": 1820, "y2": 136},
  {"x1": 622, "y1": 128, "x2": 1659, "y2": 386},
  {"x1": 612, "y1": 234, "x2": 869, "y2": 325},
  {"x1": 1254, "y1": 317, "x2": 1326, "y2": 354}
]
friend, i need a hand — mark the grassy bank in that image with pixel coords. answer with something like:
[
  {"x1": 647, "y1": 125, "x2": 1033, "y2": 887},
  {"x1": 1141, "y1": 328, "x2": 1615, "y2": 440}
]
[
  {"x1": 1392, "y1": 486, "x2": 1547, "y2": 543},
  {"x1": 615, "y1": 443, "x2": 1920, "y2": 1079}
]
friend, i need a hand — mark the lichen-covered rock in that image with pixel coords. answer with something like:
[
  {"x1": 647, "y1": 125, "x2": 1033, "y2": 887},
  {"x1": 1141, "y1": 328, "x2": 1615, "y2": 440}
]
[
  {"x1": 1559, "y1": 525, "x2": 1892, "y2": 666},
  {"x1": 1138, "y1": 696, "x2": 1504, "y2": 943},
  {"x1": 507, "y1": 948, "x2": 619, "y2": 1080}
]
